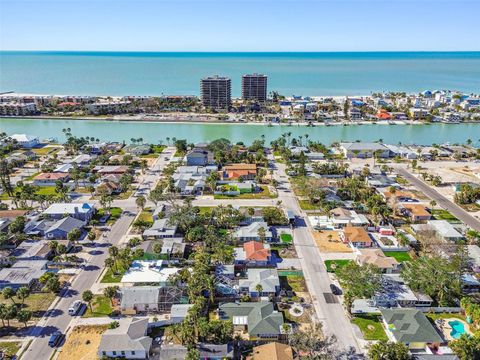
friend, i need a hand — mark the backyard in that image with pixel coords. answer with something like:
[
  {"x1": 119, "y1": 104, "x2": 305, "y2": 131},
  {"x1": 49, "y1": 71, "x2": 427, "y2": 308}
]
[{"x1": 383, "y1": 251, "x2": 412, "y2": 262}]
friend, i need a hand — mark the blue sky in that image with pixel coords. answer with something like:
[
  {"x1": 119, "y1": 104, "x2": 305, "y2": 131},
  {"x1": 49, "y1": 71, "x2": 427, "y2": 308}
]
[{"x1": 0, "y1": 0, "x2": 479, "y2": 51}]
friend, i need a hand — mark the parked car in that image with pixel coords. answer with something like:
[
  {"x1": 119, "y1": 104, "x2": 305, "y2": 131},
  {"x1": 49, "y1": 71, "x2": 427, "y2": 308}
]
[
  {"x1": 330, "y1": 284, "x2": 342, "y2": 295},
  {"x1": 68, "y1": 300, "x2": 84, "y2": 316},
  {"x1": 48, "y1": 331, "x2": 63, "y2": 347}
]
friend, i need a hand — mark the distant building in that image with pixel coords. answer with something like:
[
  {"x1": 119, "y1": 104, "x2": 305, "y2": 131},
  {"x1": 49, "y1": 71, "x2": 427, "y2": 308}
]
[
  {"x1": 242, "y1": 74, "x2": 268, "y2": 103},
  {"x1": 0, "y1": 103, "x2": 37, "y2": 116},
  {"x1": 200, "y1": 76, "x2": 231, "y2": 110}
]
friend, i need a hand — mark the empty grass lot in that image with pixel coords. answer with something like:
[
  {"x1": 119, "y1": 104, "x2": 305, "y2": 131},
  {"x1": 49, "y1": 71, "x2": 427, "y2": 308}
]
[
  {"x1": 324, "y1": 260, "x2": 352, "y2": 273},
  {"x1": 351, "y1": 315, "x2": 388, "y2": 341},
  {"x1": 431, "y1": 209, "x2": 459, "y2": 222},
  {"x1": 82, "y1": 295, "x2": 113, "y2": 318},
  {"x1": 0, "y1": 341, "x2": 22, "y2": 358}
]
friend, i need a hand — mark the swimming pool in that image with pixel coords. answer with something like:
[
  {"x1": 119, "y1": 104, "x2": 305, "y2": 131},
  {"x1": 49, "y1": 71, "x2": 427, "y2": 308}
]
[{"x1": 449, "y1": 320, "x2": 466, "y2": 339}]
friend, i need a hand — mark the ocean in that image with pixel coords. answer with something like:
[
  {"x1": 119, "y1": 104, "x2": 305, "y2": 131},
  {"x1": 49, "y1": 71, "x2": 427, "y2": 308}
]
[{"x1": 1, "y1": 51, "x2": 479, "y2": 96}]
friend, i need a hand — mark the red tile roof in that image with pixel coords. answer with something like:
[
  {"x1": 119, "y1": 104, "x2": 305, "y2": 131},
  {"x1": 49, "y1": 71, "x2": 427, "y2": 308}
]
[{"x1": 244, "y1": 241, "x2": 270, "y2": 261}]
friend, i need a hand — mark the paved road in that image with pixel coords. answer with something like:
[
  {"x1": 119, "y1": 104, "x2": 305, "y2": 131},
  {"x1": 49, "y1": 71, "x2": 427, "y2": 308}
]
[
  {"x1": 22, "y1": 147, "x2": 176, "y2": 360},
  {"x1": 394, "y1": 166, "x2": 480, "y2": 232},
  {"x1": 23, "y1": 210, "x2": 136, "y2": 360},
  {"x1": 270, "y1": 158, "x2": 361, "y2": 353}
]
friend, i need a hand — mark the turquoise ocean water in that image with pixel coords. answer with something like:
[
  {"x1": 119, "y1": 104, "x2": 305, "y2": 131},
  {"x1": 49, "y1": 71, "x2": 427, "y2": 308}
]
[{"x1": 1, "y1": 51, "x2": 479, "y2": 96}]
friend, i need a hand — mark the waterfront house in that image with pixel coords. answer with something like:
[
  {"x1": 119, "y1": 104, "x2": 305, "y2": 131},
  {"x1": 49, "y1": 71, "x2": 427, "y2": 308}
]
[
  {"x1": 186, "y1": 148, "x2": 213, "y2": 166},
  {"x1": 218, "y1": 302, "x2": 285, "y2": 340},
  {"x1": 8, "y1": 134, "x2": 39, "y2": 148},
  {"x1": 97, "y1": 317, "x2": 152, "y2": 359},
  {"x1": 239, "y1": 268, "x2": 280, "y2": 297},
  {"x1": 348, "y1": 107, "x2": 362, "y2": 120},
  {"x1": 381, "y1": 309, "x2": 442, "y2": 351},
  {"x1": 339, "y1": 142, "x2": 390, "y2": 159},
  {"x1": 93, "y1": 165, "x2": 129, "y2": 175},
  {"x1": 43, "y1": 203, "x2": 95, "y2": 221},
  {"x1": 341, "y1": 226, "x2": 373, "y2": 248},
  {"x1": 86, "y1": 100, "x2": 131, "y2": 115}
]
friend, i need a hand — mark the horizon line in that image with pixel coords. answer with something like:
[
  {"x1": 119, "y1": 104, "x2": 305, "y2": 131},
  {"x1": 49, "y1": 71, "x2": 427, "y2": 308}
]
[{"x1": 1, "y1": 50, "x2": 480, "y2": 53}]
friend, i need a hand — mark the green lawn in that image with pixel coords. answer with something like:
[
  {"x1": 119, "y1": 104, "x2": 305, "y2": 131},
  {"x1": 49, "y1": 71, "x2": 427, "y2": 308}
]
[
  {"x1": 426, "y1": 313, "x2": 466, "y2": 322},
  {"x1": 83, "y1": 295, "x2": 113, "y2": 318},
  {"x1": 383, "y1": 251, "x2": 412, "y2": 262},
  {"x1": 351, "y1": 315, "x2": 388, "y2": 341},
  {"x1": 151, "y1": 145, "x2": 166, "y2": 154},
  {"x1": 94, "y1": 207, "x2": 122, "y2": 225},
  {"x1": 280, "y1": 275, "x2": 308, "y2": 292},
  {"x1": 137, "y1": 210, "x2": 153, "y2": 223},
  {"x1": 36, "y1": 186, "x2": 57, "y2": 196},
  {"x1": 324, "y1": 259, "x2": 352, "y2": 273},
  {"x1": 280, "y1": 233, "x2": 293, "y2": 244},
  {"x1": 101, "y1": 267, "x2": 127, "y2": 283},
  {"x1": 214, "y1": 185, "x2": 277, "y2": 199},
  {"x1": 298, "y1": 200, "x2": 321, "y2": 211},
  {"x1": 0, "y1": 341, "x2": 22, "y2": 357},
  {"x1": 197, "y1": 206, "x2": 215, "y2": 215},
  {"x1": 32, "y1": 147, "x2": 59, "y2": 155},
  {"x1": 431, "y1": 209, "x2": 459, "y2": 222}
]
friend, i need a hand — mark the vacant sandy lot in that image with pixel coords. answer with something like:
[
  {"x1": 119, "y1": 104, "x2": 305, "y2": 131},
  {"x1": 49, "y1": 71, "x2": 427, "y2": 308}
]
[
  {"x1": 313, "y1": 230, "x2": 352, "y2": 253},
  {"x1": 57, "y1": 325, "x2": 108, "y2": 360}
]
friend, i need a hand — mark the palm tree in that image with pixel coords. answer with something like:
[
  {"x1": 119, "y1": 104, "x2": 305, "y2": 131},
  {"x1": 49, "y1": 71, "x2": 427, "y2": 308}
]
[
  {"x1": 2, "y1": 287, "x2": 16, "y2": 305},
  {"x1": 103, "y1": 286, "x2": 119, "y2": 306},
  {"x1": 82, "y1": 290, "x2": 94, "y2": 313},
  {"x1": 16, "y1": 287, "x2": 30, "y2": 305},
  {"x1": 255, "y1": 284, "x2": 263, "y2": 296}
]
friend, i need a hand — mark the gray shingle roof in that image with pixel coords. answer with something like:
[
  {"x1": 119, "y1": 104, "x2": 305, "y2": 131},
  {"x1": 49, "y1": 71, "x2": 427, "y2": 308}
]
[
  {"x1": 98, "y1": 317, "x2": 152, "y2": 353},
  {"x1": 381, "y1": 309, "x2": 443, "y2": 344}
]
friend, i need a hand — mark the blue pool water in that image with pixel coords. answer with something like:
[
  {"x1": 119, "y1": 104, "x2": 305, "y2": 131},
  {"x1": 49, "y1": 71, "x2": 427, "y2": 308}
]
[{"x1": 449, "y1": 320, "x2": 466, "y2": 339}]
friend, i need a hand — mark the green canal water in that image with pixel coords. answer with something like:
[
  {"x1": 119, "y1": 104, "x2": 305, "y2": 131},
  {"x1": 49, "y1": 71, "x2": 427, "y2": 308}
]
[{"x1": 0, "y1": 118, "x2": 479, "y2": 145}]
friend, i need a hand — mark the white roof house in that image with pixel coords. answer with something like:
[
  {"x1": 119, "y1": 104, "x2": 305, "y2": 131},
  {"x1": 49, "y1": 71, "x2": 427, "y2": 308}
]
[
  {"x1": 43, "y1": 203, "x2": 95, "y2": 221},
  {"x1": 239, "y1": 268, "x2": 280, "y2": 295},
  {"x1": 142, "y1": 219, "x2": 177, "y2": 239},
  {"x1": 120, "y1": 260, "x2": 181, "y2": 284},
  {"x1": 428, "y1": 220, "x2": 463, "y2": 241},
  {"x1": 9, "y1": 134, "x2": 39, "y2": 148}
]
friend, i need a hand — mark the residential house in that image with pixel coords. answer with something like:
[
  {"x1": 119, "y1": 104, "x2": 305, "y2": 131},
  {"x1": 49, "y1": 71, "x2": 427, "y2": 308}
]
[
  {"x1": 356, "y1": 249, "x2": 399, "y2": 273},
  {"x1": 43, "y1": 203, "x2": 95, "y2": 221},
  {"x1": 235, "y1": 241, "x2": 272, "y2": 267},
  {"x1": 461, "y1": 274, "x2": 480, "y2": 294},
  {"x1": 329, "y1": 207, "x2": 369, "y2": 228},
  {"x1": 8, "y1": 134, "x2": 39, "y2": 148},
  {"x1": 143, "y1": 219, "x2": 178, "y2": 239},
  {"x1": 93, "y1": 165, "x2": 129, "y2": 176},
  {"x1": 0, "y1": 260, "x2": 48, "y2": 290},
  {"x1": 411, "y1": 220, "x2": 464, "y2": 242},
  {"x1": 120, "y1": 260, "x2": 181, "y2": 285},
  {"x1": 348, "y1": 107, "x2": 362, "y2": 120},
  {"x1": 239, "y1": 268, "x2": 280, "y2": 297},
  {"x1": 381, "y1": 309, "x2": 442, "y2": 350},
  {"x1": 120, "y1": 287, "x2": 160, "y2": 314},
  {"x1": 367, "y1": 174, "x2": 399, "y2": 188},
  {"x1": 342, "y1": 226, "x2": 373, "y2": 248},
  {"x1": 251, "y1": 342, "x2": 294, "y2": 360},
  {"x1": 44, "y1": 216, "x2": 85, "y2": 239},
  {"x1": 33, "y1": 172, "x2": 70, "y2": 186},
  {"x1": 124, "y1": 145, "x2": 151, "y2": 156},
  {"x1": 170, "y1": 304, "x2": 194, "y2": 324},
  {"x1": 409, "y1": 108, "x2": 430, "y2": 120},
  {"x1": 219, "y1": 302, "x2": 285, "y2": 340},
  {"x1": 223, "y1": 164, "x2": 257, "y2": 180},
  {"x1": 372, "y1": 274, "x2": 433, "y2": 308},
  {"x1": 339, "y1": 142, "x2": 390, "y2": 159},
  {"x1": 186, "y1": 148, "x2": 213, "y2": 166},
  {"x1": 399, "y1": 204, "x2": 431, "y2": 222},
  {"x1": 97, "y1": 317, "x2": 152, "y2": 359},
  {"x1": 234, "y1": 222, "x2": 273, "y2": 242}
]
